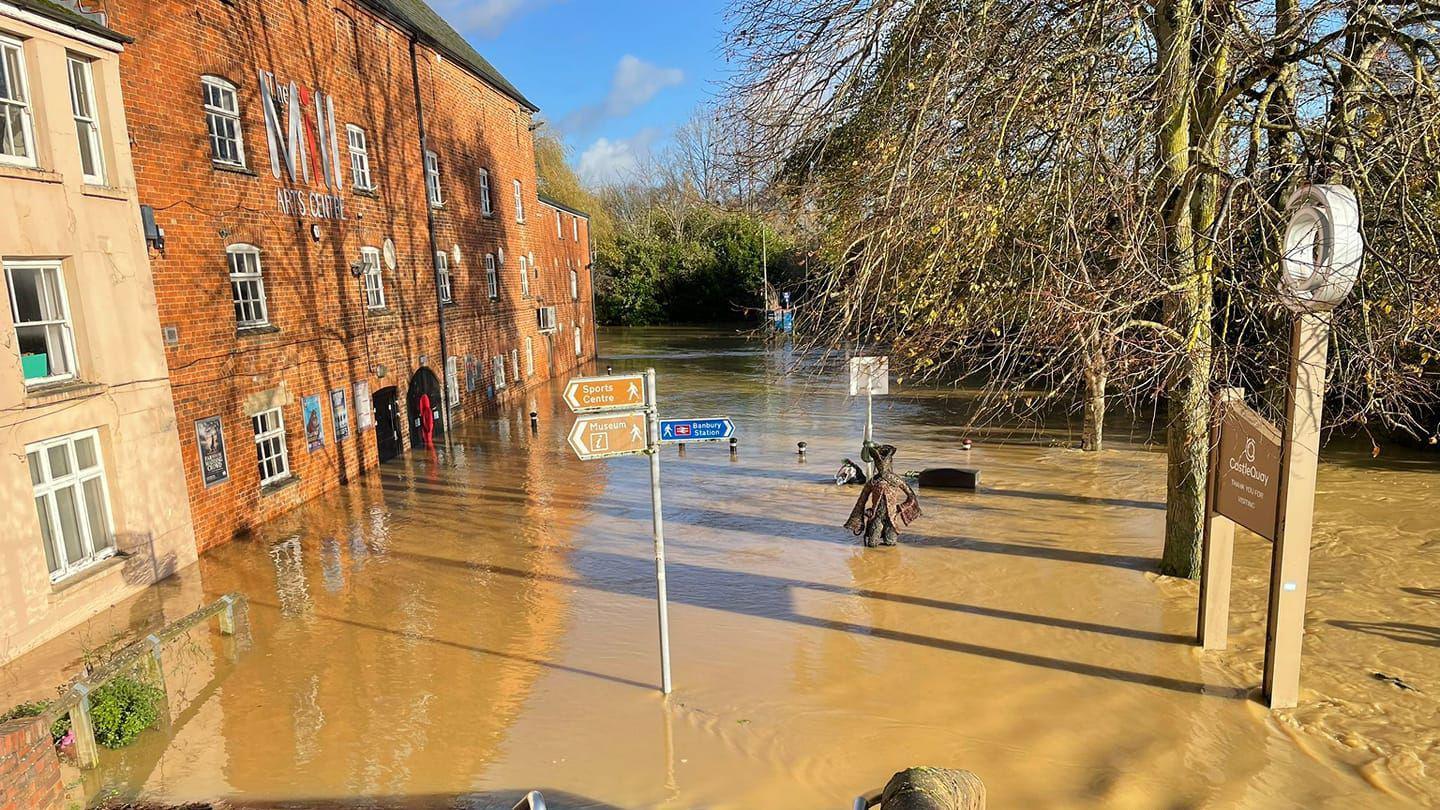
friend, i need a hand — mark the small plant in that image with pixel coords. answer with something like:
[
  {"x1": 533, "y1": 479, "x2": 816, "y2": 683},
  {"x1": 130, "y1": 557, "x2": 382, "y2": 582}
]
[
  {"x1": 1, "y1": 699, "x2": 69, "y2": 743},
  {"x1": 87, "y1": 675, "x2": 163, "y2": 748},
  {"x1": 0, "y1": 699, "x2": 48, "y2": 723}
]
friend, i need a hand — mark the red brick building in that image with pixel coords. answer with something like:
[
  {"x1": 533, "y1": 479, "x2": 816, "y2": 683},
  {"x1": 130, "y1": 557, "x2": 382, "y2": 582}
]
[{"x1": 98, "y1": 0, "x2": 595, "y2": 551}]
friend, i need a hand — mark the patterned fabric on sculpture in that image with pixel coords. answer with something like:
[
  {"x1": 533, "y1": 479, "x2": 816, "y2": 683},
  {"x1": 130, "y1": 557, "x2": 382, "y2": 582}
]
[{"x1": 844, "y1": 443, "x2": 922, "y2": 546}]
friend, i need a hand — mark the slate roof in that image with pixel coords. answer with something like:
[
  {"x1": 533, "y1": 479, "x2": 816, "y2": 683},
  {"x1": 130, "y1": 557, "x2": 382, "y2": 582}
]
[
  {"x1": 362, "y1": 0, "x2": 538, "y2": 112},
  {"x1": 7, "y1": 0, "x2": 130, "y2": 43},
  {"x1": 539, "y1": 194, "x2": 591, "y2": 219}
]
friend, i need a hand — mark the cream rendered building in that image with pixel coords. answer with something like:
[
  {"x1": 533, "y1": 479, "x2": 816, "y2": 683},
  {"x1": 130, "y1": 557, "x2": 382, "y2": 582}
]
[{"x1": 0, "y1": 0, "x2": 195, "y2": 664}]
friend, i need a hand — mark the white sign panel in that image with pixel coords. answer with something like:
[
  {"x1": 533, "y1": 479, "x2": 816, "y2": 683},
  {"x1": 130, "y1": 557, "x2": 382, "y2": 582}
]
[{"x1": 849, "y1": 356, "x2": 890, "y2": 396}]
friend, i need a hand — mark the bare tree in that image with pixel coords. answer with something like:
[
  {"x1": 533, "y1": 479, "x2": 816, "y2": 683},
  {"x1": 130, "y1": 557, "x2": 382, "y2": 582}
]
[{"x1": 723, "y1": 0, "x2": 1440, "y2": 577}]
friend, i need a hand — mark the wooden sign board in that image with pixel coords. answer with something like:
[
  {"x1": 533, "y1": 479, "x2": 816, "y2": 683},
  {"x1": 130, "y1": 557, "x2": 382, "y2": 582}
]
[
  {"x1": 564, "y1": 374, "x2": 646, "y2": 413},
  {"x1": 568, "y1": 412, "x2": 649, "y2": 460},
  {"x1": 849, "y1": 356, "x2": 889, "y2": 396},
  {"x1": 1212, "y1": 400, "x2": 1283, "y2": 540}
]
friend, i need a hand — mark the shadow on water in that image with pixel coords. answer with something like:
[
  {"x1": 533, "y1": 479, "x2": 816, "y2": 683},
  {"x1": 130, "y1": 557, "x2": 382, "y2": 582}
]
[
  {"x1": 378, "y1": 478, "x2": 1155, "y2": 570},
  {"x1": 102, "y1": 790, "x2": 624, "y2": 809},
  {"x1": 1328, "y1": 620, "x2": 1440, "y2": 648},
  {"x1": 239, "y1": 594, "x2": 656, "y2": 690},
  {"x1": 984, "y1": 487, "x2": 1166, "y2": 512},
  {"x1": 1401, "y1": 587, "x2": 1440, "y2": 599},
  {"x1": 380, "y1": 548, "x2": 1239, "y2": 698}
]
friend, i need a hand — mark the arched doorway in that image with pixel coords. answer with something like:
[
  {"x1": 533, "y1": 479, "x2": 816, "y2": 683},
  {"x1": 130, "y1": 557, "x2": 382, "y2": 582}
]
[{"x1": 407, "y1": 366, "x2": 443, "y2": 448}]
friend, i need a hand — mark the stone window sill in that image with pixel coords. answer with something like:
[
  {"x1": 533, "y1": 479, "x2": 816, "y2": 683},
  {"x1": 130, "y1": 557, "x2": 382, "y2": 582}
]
[
  {"x1": 236, "y1": 324, "x2": 280, "y2": 337},
  {"x1": 82, "y1": 184, "x2": 129, "y2": 201},
  {"x1": 354, "y1": 187, "x2": 379, "y2": 198},
  {"x1": 260, "y1": 474, "x2": 300, "y2": 497},
  {"x1": 366, "y1": 307, "x2": 394, "y2": 316},
  {"x1": 0, "y1": 162, "x2": 61, "y2": 184},
  {"x1": 25, "y1": 379, "x2": 107, "y2": 408},
  {"x1": 50, "y1": 552, "x2": 127, "y2": 595},
  {"x1": 213, "y1": 161, "x2": 257, "y2": 177}
]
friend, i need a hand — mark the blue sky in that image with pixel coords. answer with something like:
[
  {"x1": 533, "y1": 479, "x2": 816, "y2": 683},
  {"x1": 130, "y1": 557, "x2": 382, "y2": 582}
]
[{"x1": 433, "y1": 0, "x2": 733, "y2": 185}]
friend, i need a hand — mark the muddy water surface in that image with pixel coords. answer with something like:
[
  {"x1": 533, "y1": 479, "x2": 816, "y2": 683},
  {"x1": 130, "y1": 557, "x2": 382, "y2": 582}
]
[{"x1": 53, "y1": 328, "x2": 1440, "y2": 807}]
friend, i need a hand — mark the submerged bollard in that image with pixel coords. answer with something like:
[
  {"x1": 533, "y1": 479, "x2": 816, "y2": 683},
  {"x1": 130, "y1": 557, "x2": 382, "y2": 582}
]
[
  {"x1": 729, "y1": 437, "x2": 739, "y2": 460},
  {"x1": 530, "y1": 411, "x2": 539, "y2": 433},
  {"x1": 606, "y1": 365, "x2": 613, "y2": 375},
  {"x1": 797, "y1": 441, "x2": 807, "y2": 462},
  {"x1": 677, "y1": 442, "x2": 687, "y2": 457},
  {"x1": 219, "y1": 594, "x2": 238, "y2": 635},
  {"x1": 68, "y1": 685, "x2": 99, "y2": 769},
  {"x1": 962, "y1": 438, "x2": 973, "y2": 451}
]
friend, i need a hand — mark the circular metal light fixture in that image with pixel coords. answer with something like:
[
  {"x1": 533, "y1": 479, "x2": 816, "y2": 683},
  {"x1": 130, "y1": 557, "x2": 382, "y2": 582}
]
[{"x1": 1279, "y1": 185, "x2": 1362, "y2": 312}]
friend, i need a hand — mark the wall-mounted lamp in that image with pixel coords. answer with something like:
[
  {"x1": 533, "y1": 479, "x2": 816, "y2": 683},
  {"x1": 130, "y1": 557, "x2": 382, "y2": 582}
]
[
  {"x1": 310, "y1": 223, "x2": 323, "y2": 242},
  {"x1": 140, "y1": 204, "x2": 165, "y2": 255},
  {"x1": 350, "y1": 261, "x2": 364, "y2": 278}
]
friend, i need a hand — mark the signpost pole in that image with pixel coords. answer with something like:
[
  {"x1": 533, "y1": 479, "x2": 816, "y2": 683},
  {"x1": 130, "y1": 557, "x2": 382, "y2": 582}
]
[
  {"x1": 645, "y1": 368, "x2": 674, "y2": 695},
  {"x1": 1263, "y1": 313, "x2": 1330, "y2": 709},
  {"x1": 1198, "y1": 387, "x2": 1245, "y2": 650},
  {"x1": 864, "y1": 385, "x2": 874, "y2": 475}
]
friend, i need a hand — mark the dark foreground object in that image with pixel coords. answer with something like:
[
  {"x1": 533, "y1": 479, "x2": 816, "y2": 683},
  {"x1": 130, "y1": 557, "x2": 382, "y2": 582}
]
[
  {"x1": 916, "y1": 468, "x2": 980, "y2": 490},
  {"x1": 880, "y1": 767, "x2": 986, "y2": 809}
]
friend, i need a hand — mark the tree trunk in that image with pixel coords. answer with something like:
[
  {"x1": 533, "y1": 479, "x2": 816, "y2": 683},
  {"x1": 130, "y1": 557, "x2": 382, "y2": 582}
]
[
  {"x1": 1082, "y1": 359, "x2": 1106, "y2": 452},
  {"x1": 1152, "y1": 0, "x2": 1209, "y2": 579}
]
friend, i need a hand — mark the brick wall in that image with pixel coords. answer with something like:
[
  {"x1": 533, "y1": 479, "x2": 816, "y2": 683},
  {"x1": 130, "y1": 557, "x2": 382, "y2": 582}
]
[
  {"x1": 100, "y1": 0, "x2": 595, "y2": 552},
  {"x1": 0, "y1": 716, "x2": 63, "y2": 810}
]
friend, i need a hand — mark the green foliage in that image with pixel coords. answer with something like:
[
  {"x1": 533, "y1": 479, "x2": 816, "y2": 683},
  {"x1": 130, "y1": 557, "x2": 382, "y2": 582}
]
[
  {"x1": 2, "y1": 699, "x2": 71, "y2": 743},
  {"x1": 595, "y1": 206, "x2": 803, "y2": 325},
  {"x1": 88, "y1": 675, "x2": 163, "y2": 748},
  {"x1": 533, "y1": 128, "x2": 611, "y2": 245},
  {"x1": 0, "y1": 700, "x2": 48, "y2": 723}
]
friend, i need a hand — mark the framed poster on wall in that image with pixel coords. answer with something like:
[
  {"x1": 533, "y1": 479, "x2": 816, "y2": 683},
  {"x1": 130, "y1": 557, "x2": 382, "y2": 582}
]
[
  {"x1": 331, "y1": 389, "x2": 351, "y2": 441},
  {"x1": 195, "y1": 416, "x2": 229, "y2": 487},
  {"x1": 303, "y1": 394, "x2": 325, "y2": 451}
]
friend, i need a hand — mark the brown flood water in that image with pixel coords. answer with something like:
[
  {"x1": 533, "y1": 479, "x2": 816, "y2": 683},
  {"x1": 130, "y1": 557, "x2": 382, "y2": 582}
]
[{"x1": 8, "y1": 326, "x2": 1438, "y2": 808}]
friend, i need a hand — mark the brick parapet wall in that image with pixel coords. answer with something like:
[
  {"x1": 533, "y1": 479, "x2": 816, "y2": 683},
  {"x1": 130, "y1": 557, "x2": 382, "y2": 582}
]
[{"x1": 0, "y1": 716, "x2": 63, "y2": 810}]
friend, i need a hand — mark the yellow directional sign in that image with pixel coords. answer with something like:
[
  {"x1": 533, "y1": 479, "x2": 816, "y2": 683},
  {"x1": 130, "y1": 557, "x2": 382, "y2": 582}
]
[
  {"x1": 568, "y1": 412, "x2": 649, "y2": 460},
  {"x1": 564, "y1": 373, "x2": 647, "y2": 413}
]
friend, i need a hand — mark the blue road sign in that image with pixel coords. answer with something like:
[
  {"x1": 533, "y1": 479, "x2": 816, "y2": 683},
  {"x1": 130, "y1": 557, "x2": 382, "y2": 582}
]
[{"x1": 659, "y1": 417, "x2": 735, "y2": 444}]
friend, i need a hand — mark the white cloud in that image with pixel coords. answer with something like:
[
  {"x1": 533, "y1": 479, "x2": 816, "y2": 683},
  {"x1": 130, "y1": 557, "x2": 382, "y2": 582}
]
[
  {"x1": 439, "y1": 0, "x2": 556, "y2": 38},
  {"x1": 578, "y1": 130, "x2": 662, "y2": 186},
  {"x1": 562, "y1": 55, "x2": 685, "y2": 133}
]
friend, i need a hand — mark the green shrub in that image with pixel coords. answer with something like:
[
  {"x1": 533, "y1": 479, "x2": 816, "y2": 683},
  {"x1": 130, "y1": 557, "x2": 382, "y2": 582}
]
[
  {"x1": 2, "y1": 699, "x2": 70, "y2": 743},
  {"x1": 0, "y1": 700, "x2": 48, "y2": 723},
  {"x1": 87, "y1": 676, "x2": 163, "y2": 748}
]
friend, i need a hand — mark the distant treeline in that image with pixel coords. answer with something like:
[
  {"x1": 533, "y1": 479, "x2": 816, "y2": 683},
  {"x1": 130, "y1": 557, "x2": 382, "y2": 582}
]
[
  {"x1": 534, "y1": 122, "x2": 809, "y2": 327},
  {"x1": 594, "y1": 205, "x2": 802, "y2": 326}
]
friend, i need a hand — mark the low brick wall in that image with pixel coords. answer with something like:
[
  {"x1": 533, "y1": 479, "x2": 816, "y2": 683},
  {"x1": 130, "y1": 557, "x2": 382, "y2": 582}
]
[{"x1": 0, "y1": 715, "x2": 63, "y2": 810}]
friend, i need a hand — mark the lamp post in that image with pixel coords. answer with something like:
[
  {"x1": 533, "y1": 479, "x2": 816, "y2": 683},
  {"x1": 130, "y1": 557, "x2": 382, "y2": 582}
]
[{"x1": 1263, "y1": 184, "x2": 1362, "y2": 709}]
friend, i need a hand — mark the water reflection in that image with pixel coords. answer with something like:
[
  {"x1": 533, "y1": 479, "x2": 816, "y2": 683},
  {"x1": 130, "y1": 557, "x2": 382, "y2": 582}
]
[{"x1": 72, "y1": 326, "x2": 1437, "y2": 808}]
